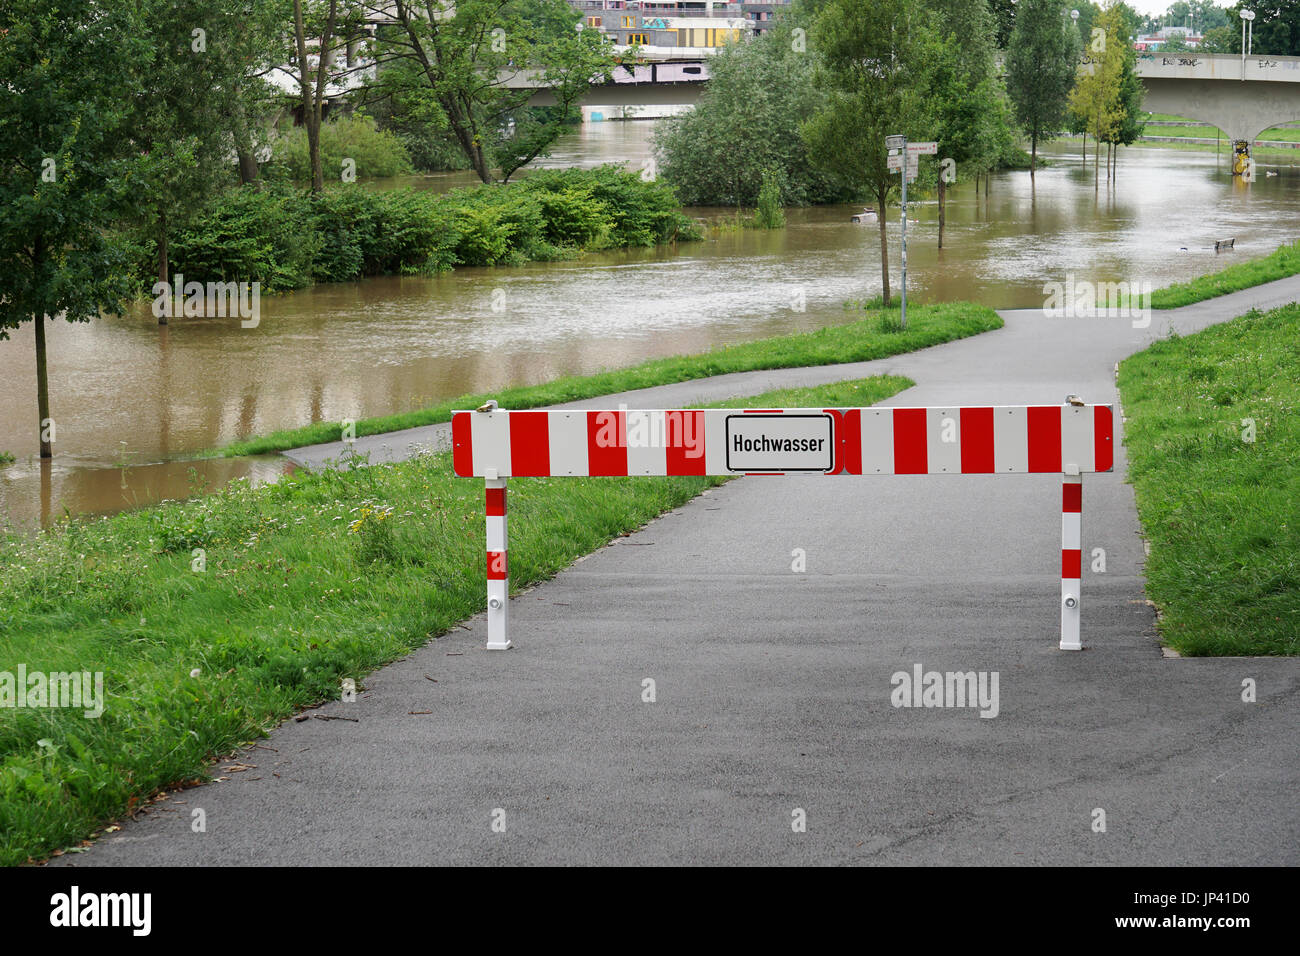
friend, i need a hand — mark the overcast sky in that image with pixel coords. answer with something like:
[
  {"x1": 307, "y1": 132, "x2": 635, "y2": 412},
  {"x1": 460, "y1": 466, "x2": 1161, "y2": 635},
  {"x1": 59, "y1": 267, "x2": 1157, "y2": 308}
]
[{"x1": 1119, "y1": 0, "x2": 1233, "y2": 17}]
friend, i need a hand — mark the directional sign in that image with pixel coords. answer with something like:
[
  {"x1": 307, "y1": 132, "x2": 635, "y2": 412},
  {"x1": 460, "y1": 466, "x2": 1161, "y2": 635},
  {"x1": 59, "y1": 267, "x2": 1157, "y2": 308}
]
[
  {"x1": 887, "y1": 154, "x2": 919, "y2": 171},
  {"x1": 725, "y1": 413, "x2": 834, "y2": 473},
  {"x1": 885, "y1": 134, "x2": 906, "y2": 150},
  {"x1": 907, "y1": 141, "x2": 938, "y2": 154}
]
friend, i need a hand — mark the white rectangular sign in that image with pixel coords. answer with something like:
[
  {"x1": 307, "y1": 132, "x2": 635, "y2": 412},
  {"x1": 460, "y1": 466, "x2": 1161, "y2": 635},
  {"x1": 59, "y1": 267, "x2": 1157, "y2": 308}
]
[
  {"x1": 887, "y1": 154, "x2": 919, "y2": 171},
  {"x1": 907, "y1": 141, "x2": 938, "y2": 154},
  {"x1": 885, "y1": 134, "x2": 906, "y2": 150},
  {"x1": 724, "y1": 413, "x2": 834, "y2": 473}
]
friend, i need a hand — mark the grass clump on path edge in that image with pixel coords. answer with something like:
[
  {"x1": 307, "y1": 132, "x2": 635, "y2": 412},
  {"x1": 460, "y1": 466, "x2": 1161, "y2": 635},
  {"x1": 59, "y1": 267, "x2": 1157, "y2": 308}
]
[
  {"x1": 215, "y1": 303, "x2": 999, "y2": 457},
  {"x1": 0, "y1": 375, "x2": 910, "y2": 865},
  {"x1": 1150, "y1": 240, "x2": 1300, "y2": 309},
  {"x1": 1119, "y1": 304, "x2": 1300, "y2": 656}
]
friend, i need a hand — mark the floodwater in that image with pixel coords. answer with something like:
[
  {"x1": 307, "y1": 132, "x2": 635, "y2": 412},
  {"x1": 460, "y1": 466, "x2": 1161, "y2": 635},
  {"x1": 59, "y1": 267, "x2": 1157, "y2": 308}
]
[{"x1": 3, "y1": 121, "x2": 1299, "y2": 527}]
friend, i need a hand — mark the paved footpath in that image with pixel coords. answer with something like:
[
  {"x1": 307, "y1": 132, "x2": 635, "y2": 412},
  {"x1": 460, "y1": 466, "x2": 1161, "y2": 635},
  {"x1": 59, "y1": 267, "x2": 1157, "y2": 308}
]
[{"x1": 60, "y1": 280, "x2": 1299, "y2": 866}]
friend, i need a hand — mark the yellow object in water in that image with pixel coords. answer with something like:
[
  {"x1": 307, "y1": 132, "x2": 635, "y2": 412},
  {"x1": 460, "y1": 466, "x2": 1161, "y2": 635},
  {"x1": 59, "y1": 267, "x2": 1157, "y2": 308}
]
[{"x1": 1232, "y1": 141, "x2": 1251, "y2": 176}]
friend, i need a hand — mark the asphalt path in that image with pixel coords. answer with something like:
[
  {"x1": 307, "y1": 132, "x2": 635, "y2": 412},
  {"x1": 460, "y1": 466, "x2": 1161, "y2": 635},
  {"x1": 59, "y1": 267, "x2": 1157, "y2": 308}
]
[{"x1": 58, "y1": 277, "x2": 1300, "y2": 865}]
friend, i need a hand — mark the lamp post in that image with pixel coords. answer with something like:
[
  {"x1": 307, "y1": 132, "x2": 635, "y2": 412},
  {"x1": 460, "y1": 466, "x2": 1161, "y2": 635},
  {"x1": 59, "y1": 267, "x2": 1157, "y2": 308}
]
[
  {"x1": 1072, "y1": 10, "x2": 1083, "y2": 166},
  {"x1": 1240, "y1": 9, "x2": 1255, "y2": 79}
]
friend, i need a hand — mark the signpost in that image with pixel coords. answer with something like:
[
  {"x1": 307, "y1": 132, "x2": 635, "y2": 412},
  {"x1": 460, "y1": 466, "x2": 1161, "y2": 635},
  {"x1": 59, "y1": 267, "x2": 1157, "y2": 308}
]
[{"x1": 886, "y1": 138, "x2": 937, "y2": 332}]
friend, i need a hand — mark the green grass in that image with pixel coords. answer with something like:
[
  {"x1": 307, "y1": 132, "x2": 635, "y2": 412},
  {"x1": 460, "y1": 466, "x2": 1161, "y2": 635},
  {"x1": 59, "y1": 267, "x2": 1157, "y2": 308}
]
[
  {"x1": 0, "y1": 374, "x2": 911, "y2": 865},
  {"x1": 1118, "y1": 304, "x2": 1300, "y2": 656},
  {"x1": 1127, "y1": 138, "x2": 1300, "y2": 159},
  {"x1": 1150, "y1": 240, "x2": 1300, "y2": 309},
  {"x1": 212, "y1": 302, "x2": 1001, "y2": 457},
  {"x1": 1142, "y1": 124, "x2": 1300, "y2": 143},
  {"x1": 0, "y1": 452, "x2": 14, "y2": 466}
]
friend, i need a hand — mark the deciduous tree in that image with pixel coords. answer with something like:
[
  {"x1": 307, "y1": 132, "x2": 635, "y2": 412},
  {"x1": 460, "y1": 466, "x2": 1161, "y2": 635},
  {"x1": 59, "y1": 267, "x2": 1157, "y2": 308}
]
[
  {"x1": 802, "y1": 0, "x2": 941, "y2": 305},
  {"x1": 0, "y1": 1, "x2": 147, "y2": 457},
  {"x1": 1006, "y1": 0, "x2": 1082, "y2": 178}
]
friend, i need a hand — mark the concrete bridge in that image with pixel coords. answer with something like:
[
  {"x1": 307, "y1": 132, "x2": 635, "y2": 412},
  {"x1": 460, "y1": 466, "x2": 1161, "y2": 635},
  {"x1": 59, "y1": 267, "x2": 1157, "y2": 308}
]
[
  {"x1": 514, "y1": 50, "x2": 1300, "y2": 144},
  {"x1": 1133, "y1": 52, "x2": 1300, "y2": 144}
]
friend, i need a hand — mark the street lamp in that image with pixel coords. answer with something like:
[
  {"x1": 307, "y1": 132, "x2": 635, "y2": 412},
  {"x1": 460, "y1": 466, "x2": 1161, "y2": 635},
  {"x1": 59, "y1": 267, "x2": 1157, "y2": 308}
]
[{"x1": 1240, "y1": 8, "x2": 1255, "y2": 76}]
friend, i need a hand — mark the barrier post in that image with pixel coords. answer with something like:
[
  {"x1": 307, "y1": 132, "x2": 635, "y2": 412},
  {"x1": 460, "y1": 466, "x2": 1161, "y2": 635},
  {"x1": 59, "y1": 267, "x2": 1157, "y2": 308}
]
[
  {"x1": 1060, "y1": 467, "x2": 1083, "y2": 650},
  {"x1": 485, "y1": 473, "x2": 511, "y2": 650}
]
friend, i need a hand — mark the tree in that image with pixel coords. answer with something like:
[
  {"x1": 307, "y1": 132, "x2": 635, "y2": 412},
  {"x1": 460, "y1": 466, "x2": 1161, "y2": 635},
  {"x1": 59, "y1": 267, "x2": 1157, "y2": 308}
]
[
  {"x1": 1068, "y1": 3, "x2": 1126, "y2": 190},
  {"x1": 655, "y1": 19, "x2": 853, "y2": 206},
  {"x1": 291, "y1": 0, "x2": 345, "y2": 194},
  {"x1": 1006, "y1": 0, "x2": 1082, "y2": 178},
  {"x1": 990, "y1": 0, "x2": 1018, "y2": 48},
  {"x1": 128, "y1": 0, "x2": 273, "y2": 319},
  {"x1": 1200, "y1": 24, "x2": 1239, "y2": 53},
  {"x1": 370, "y1": 0, "x2": 613, "y2": 184},
  {"x1": 926, "y1": 0, "x2": 1003, "y2": 246},
  {"x1": 1160, "y1": 31, "x2": 1191, "y2": 51},
  {"x1": 1239, "y1": 0, "x2": 1300, "y2": 56},
  {"x1": 1103, "y1": 14, "x2": 1146, "y2": 179},
  {"x1": 802, "y1": 0, "x2": 941, "y2": 305},
  {"x1": 0, "y1": 1, "x2": 146, "y2": 458}
]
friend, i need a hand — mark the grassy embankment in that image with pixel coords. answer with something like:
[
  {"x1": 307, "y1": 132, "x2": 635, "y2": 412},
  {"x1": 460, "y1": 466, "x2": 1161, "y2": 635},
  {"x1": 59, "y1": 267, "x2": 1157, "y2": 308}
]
[
  {"x1": 217, "y1": 302, "x2": 1001, "y2": 457},
  {"x1": 1131, "y1": 114, "x2": 1300, "y2": 158},
  {"x1": 1119, "y1": 303, "x2": 1300, "y2": 656},
  {"x1": 1150, "y1": 240, "x2": 1300, "y2": 309},
  {"x1": 0, "y1": 373, "x2": 910, "y2": 865}
]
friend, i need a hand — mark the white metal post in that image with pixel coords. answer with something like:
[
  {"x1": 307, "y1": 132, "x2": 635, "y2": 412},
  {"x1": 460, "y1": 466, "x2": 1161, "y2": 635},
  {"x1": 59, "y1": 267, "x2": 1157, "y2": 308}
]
[
  {"x1": 485, "y1": 475, "x2": 511, "y2": 650},
  {"x1": 1060, "y1": 469, "x2": 1083, "y2": 650},
  {"x1": 900, "y1": 136, "x2": 908, "y2": 330}
]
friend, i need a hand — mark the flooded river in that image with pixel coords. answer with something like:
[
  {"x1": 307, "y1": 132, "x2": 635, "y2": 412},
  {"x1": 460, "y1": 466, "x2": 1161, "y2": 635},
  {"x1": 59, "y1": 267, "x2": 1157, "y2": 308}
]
[{"x1": 3, "y1": 121, "x2": 1299, "y2": 527}]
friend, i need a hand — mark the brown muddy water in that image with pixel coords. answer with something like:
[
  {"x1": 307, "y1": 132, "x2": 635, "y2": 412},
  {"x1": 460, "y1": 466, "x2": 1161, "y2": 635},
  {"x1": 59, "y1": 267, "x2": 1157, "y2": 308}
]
[{"x1": 3, "y1": 121, "x2": 1299, "y2": 527}]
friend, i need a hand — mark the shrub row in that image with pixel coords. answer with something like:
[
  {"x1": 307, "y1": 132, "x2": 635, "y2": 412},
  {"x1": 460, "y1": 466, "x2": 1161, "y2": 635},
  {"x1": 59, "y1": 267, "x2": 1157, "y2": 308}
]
[{"x1": 163, "y1": 165, "x2": 702, "y2": 292}]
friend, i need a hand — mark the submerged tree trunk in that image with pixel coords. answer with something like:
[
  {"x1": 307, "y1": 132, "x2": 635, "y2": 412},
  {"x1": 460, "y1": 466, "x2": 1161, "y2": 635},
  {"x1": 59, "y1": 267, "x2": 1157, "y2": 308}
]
[
  {"x1": 1094, "y1": 130, "x2": 1100, "y2": 191},
  {"x1": 937, "y1": 175, "x2": 945, "y2": 250},
  {"x1": 1030, "y1": 129, "x2": 1037, "y2": 178},
  {"x1": 156, "y1": 213, "x2": 169, "y2": 326}
]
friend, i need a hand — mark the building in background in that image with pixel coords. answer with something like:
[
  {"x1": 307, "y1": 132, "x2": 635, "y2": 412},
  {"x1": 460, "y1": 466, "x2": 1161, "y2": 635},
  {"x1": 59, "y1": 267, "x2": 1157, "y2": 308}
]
[{"x1": 571, "y1": 0, "x2": 791, "y2": 49}]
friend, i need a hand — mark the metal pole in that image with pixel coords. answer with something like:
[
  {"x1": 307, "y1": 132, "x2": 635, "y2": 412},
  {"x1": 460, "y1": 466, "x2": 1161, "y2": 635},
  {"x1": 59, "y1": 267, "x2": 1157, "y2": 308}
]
[
  {"x1": 900, "y1": 137, "x2": 908, "y2": 330},
  {"x1": 485, "y1": 475, "x2": 511, "y2": 649},
  {"x1": 1060, "y1": 468, "x2": 1083, "y2": 650}
]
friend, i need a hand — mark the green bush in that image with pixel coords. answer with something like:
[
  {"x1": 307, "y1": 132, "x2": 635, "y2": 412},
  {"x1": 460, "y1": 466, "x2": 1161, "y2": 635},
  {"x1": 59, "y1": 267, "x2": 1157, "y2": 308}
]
[
  {"x1": 448, "y1": 186, "x2": 550, "y2": 265},
  {"x1": 169, "y1": 185, "x2": 322, "y2": 291},
  {"x1": 520, "y1": 165, "x2": 699, "y2": 246},
  {"x1": 752, "y1": 169, "x2": 786, "y2": 229},
  {"x1": 163, "y1": 167, "x2": 698, "y2": 290},
  {"x1": 269, "y1": 113, "x2": 414, "y2": 183},
  {"x1": 310, "y1": 189, "x2": 459, "y2": 280}
]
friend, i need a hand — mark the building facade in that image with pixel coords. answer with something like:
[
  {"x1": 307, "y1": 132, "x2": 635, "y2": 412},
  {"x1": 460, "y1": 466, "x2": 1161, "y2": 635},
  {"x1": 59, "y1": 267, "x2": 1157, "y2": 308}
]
[{"x1": 571, "y1": 0, "x2": 791, "y2": 48}]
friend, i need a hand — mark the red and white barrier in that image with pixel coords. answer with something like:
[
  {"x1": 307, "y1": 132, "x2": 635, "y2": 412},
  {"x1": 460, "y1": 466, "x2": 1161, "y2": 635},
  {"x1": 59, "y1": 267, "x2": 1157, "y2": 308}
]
[{"x1": 451, "y1": 403, "x2": 1115, "y2": 651}]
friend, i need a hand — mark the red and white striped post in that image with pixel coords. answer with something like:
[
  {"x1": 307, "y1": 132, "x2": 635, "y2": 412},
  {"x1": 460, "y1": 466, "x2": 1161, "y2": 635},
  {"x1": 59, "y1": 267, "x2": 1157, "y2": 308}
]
[
  {"x1": 485, "y1": 473, "x2": 511, "y2": 650},
  {"x1": 1060, "y1": 468, "x2": 1083, "y2": 651}
]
